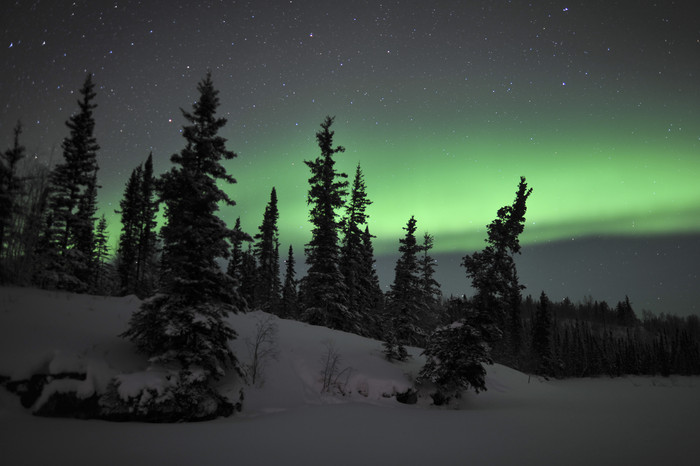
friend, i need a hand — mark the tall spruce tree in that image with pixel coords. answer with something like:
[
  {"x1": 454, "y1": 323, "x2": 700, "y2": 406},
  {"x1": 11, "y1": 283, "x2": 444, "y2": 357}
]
[
  {"x1": 136, "y1": 153, "x2": 158, "y2": 297},
  {"x1": 281, "y1": 244, "x2": 299, "y2": 318},
  {"x1": 42, "y1": 73, "x2": 100, "y2": 292},
  {"x1": 384, "y1": 216, "x2": 426, "y2": 360},
  {"x1": 299, "y1": 116, "x2": 350, "y2": 331},
  {"x1": 419, "y1": 178, "x2": 532, "y2": 399},
  {"x1": 340, "y1": 163, "x2": 373, "y2": 334},
  {"x1": 254, "y1": 187, "x2": 281, "y2": 312},
  {"x1": 123, "y1": 73, "x2": 242, "y2": 393},
  {"x1": 359, "y1": 226, "x2": 384, "y2": 337},
  {"x1": 272, "y1": 241, "x2": 281, "y2": 311},
  {"x1": 462, "y1": 176, "x2": 533, "y2": 361},
  {"x1": 418, "y1": 232, "x2": 442, "y2": 327},
  {"x1": 74, "y1": 169, "x2": 99, "y2": 286},
  {"x1": 117, "y1": 164, "x2": 142, "y2": 294}
]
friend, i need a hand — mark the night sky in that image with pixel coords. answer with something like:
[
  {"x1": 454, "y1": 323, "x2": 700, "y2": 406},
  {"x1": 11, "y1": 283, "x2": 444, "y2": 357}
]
[{"x1": 2, "y1": 1, "x2": 698, "y2": 315}]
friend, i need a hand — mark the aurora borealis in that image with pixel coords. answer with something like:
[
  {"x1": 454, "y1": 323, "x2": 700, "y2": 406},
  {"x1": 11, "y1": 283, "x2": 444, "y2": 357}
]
[{"x1": 1, "y1": 1, "x2": 698, "y2": 313}]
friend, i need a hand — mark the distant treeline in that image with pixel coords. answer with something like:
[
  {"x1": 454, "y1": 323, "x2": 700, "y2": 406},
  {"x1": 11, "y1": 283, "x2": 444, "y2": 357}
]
[{"x1": 517, "y1": 294, "x2": 700, "y2": 378}]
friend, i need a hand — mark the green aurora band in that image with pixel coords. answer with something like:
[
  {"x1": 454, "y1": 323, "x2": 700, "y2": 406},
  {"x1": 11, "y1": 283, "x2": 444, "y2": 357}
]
[{"x1": 98, "y1": 105, "x2": 699, "y2": 256}]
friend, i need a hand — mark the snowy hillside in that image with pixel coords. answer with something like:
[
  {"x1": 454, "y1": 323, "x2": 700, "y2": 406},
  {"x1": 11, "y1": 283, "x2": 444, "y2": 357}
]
[{"x1": 1, "y1": 286, "x2": 699, "y2": 465}]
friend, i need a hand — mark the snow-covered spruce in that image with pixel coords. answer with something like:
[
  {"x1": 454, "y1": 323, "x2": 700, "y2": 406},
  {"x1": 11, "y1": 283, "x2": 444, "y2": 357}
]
[
  {"x1": 419, "y1": 320, "x2": 493, "y2": 404},
  {"x1": 120, "y1": 72, "x2": 244, "y2": 420}
]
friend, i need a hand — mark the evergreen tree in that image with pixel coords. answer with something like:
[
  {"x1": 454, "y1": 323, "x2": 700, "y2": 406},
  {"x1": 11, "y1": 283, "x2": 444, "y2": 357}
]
[
  {"x1": 419, "y1": 178, "x2": 532, "y2": 397},
  {"x1": 616, "y1": 296, "x2": 637, "y2": 327},
  {"x1": 42, "y1": 73, "x2": 100, "y2": 292},
  {"x1": 135, "y1": 153, "x2": 158, "y2": 297},
  {"x1": 226, "y1": 217, "x2": 251, "y2": 312},
  {"x1": 281, "y1": 244, "x2": 298, "y2": 318},
  {"x1": 418, "y1": 232, "x2": 442, "y2": 330},
  {"x1": 117, "y1": 165, "x2": 142, "y2": 294},
  {"x1": 419, "y1": 316, "x2": 492, "y2": 402},
  {"x1": 226, "y1": 217, "x2": 244, "y2": 282},
  {"x1": 73, "y1": 168, "x2": 99, "y2": 286},
  {"x1": 384, "y1": 216, "x2": 426, "y2": 360},
  {"x1": 299, "y1": 116, "x2": 350, "y2": 331},
  {"x1": 239, "y1": 242, "x2": 257, "y2": 309},
  {"x1": 272, "y1": 241, "x2": 282, "y2": 311},
  {"x1": 359, "y1": 226, "x2": 384, "y2": 337},
  {"x1": 531, "y1": 291, "x2": 553, "y2": 375},
  {"x1": 123, "y1": 72, "x2": 242, "y2": 393},
  {"x1": 93, "y1": 214, "x2": 113, "y2": 294},
  {"x1": 340, "y1": 163, "x2": 375, "y2": 334},
  {"x1": 254, "y1": 187, "x2": 281, "y2": 312},
  {"x1": 462, "y1": 176, "x2": 532, "y2": 360},
  {"x1": 116, "y1": 154, "x2": 159, "y2": 297}
]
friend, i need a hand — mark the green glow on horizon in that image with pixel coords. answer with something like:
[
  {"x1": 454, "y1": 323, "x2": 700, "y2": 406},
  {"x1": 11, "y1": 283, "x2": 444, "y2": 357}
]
[
  {"x1": 97, "y1": 93, "x2": 700, "y2": 257},
  {"x1": 227, "y1": 118, "x2": 699, "y2": 255}
]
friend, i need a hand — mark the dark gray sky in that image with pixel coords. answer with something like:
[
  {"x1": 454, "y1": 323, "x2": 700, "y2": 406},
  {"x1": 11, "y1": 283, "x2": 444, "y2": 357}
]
[{"x1": 2, "y1": 1, "x2": 698, "y2": 316}]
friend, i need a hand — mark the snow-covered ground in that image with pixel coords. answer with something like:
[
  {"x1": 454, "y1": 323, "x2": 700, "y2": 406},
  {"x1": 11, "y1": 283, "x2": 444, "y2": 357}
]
[{"x1": 1, "y1": 286, "x2": 698, "y2": 465}]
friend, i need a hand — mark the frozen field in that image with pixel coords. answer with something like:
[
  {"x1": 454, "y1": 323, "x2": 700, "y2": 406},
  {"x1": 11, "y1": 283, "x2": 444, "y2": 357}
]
[{"x1": 1, "y1": 286, "x2": 698, "y2": 465}]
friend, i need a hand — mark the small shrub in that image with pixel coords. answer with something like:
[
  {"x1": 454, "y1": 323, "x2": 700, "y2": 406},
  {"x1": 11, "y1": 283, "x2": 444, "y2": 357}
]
[
  {"x1": 245, "y1": 315, "x2": 279, "y2": 387},
  {"x1": 319, "y1": 340, "x2": 352, "y2": 395}
]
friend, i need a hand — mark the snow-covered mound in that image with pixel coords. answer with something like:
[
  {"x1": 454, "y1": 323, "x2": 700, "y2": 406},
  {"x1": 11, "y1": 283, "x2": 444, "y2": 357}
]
[
  {"x1": 0, "y1": 286, "x2": 533, "y2": 415},
  {"x1": 0, "y1": 286, "x2": 417, "y2": 414},
  {"x1": 2, "y1": 286, "x2": 699, "y2": 465}
]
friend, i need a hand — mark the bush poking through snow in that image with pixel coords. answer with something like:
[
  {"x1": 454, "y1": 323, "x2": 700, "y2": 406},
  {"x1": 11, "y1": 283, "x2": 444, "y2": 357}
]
[
  {"x1": 395, "y1": 387, "x2": 418, "y2": 404},
  {"x1": 245, "y1": 315, "x2": 279, "y2": 387},
  {"x1": 99, "y1": 369, "x2": 236, "y2": 422},
  {"x1": 319, "y1": 340, "x2": 352, "y2": 395}
]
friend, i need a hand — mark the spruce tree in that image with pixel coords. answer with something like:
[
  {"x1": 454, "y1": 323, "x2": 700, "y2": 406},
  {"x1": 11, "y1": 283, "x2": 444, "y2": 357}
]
[
  {"x1": 116, "y1": 155, "x2": 158, "y2": 297},
  {"x1": 384, "y1": 216, "x2": 426, "y2": 360},
  {"x1": 239, "y1": 242, "x2": 257, "y2": 309},
  {"x1": 281, "y1": 244, "x2": 299, "y2": 318},
  {"x1": 123, "y1": 72, "x2": 242, "y2": 395},
  {"x1": 135, "y1": 153, "x2": 158, "y2": 297},
  {"x1": 462, "y1": 176, "x2": 533, "y2": 360},
  {"x1": 73, "y1": 169, "x2": 99, "y2": 288},
  {"x1": 93, "y1": 214, "x2": 112, "y2": 294},
  {"x1": 254, "y1": 187, "x2": 281, "y2": 312},
  {"x1": 615, "y1": 296, "x2": 637, "y2": 327},
  {"x1": 418, "y1": 232, "x2": 442, "y2": 330},
  {"x1": 299, "y1": 116, "x2": 350, "y2": 331},
  {"x1": 420, "y1": 177, "x2": 532, "y2": 398},
  {"x1": 226, "y1": 217, "x2": 244, "y2": 282},
  {"x1": 226, "y1": 217, "x2": 251, "y2": 312},
  {"x1": 42, "y1": 73, "x2": 100, "y2": 292},
  {"x1": 531, "y1": 291, "x2": 553, "y2": 375},
  {"x1": 419, "y1": 317, "x2": 492, "y2": 401},
  {"x1": 359, "y1": 226, "x2": 384, "y2": 337},
  {"x1": 340, "y1": 163, "x2": 374, "y2": 334},
  {"x1": 272, "y1": 241, "x2": 282, "y2": 311},
  {"x1": 117, "y1": 165, "x2": 142, "y2": 295}
]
